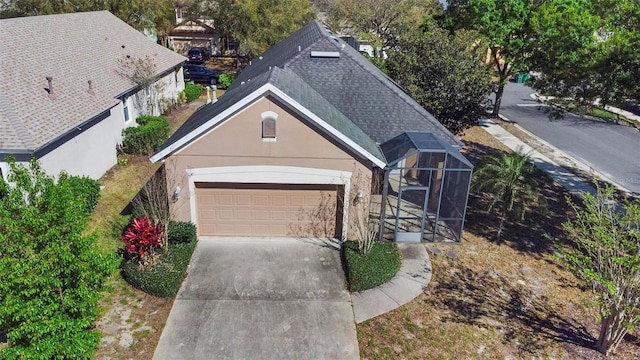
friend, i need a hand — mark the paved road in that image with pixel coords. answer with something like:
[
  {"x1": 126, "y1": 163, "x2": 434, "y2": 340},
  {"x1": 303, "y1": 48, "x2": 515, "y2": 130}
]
[
  {"x1": 498, "y1": 82, "x2": 640, "y2": 196},
  {"x1": 153, "y1": 237, "x2": 358, "y2": 360}
]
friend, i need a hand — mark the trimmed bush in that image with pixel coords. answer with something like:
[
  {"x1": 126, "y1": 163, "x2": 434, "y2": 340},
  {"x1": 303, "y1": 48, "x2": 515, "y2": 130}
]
[
  {"x1": 344, "y1": 240, "x2": 401, "y2": 292},
  {"x1": 135, "y1": 115, "x2": 164, "y2": 126},
  {"x1": 58, "y1": 173, "x2": 101, "y2": 216},
  {"x1": 121, "y1": 116, "x2": 169, "y2": 154},
  {"x1": 184, "y1": 83, "x2": 203, "y2": 102},
  {"x1": 217, "y1": 73, "x2": 235, "y2": 89},
  {"x1": 121, "y1": 241, "x2": 197, "y2": 297},
  {"x1": 168, "y1": 221, "x2": 197, "y2": 244}
]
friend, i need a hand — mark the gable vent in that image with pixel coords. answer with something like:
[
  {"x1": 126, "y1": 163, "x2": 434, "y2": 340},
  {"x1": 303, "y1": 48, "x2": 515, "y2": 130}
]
[{"x1": 310, "y1": 51, "x2": 340, "y2": 58}]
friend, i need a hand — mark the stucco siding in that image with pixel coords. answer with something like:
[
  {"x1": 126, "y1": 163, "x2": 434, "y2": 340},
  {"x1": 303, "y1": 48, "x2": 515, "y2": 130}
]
[{"x1": 39, "y1": 105, "x2": 125, "y2": 179}]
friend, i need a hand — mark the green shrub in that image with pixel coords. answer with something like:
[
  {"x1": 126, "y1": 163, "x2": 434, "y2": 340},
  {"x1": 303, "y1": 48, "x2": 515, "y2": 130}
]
[
  {"x1": 121, "y1": 241, "x2": 197, "y2": 297},
  {"x1": 168, "y1": 221, "x2": 197, "y2": 244},
  {"x1": 344, "y1": 240, "x2": 401, "y2": 292},
  {"x1": 184, "y1": 83, "x2": 203, "y2": 102},
  {"x1": 135, "y1": 115, "x2": 164, "y2": 126},
  {"x1": 121, "y1": 116, "x2": 169, "y2": 154},
  {"x1": 217, "y1": 73, "x2": 235, "y2": 89},
  {"x1": 58, "y1": 173, "x2": 101, "y2": 216}
]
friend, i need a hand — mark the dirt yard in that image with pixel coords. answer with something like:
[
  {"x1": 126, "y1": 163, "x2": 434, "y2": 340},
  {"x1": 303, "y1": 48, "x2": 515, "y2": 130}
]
[{"x1": 357, "y1": 126, "x2": 640, "y2": 359}]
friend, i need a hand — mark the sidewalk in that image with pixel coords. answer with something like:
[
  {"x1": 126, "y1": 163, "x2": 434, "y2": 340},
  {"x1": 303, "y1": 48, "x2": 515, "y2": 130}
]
[
  {"x1": 479, "y1": 118, "x2": 596, "y2": 198},
  {"x1": 351, "y1": 244, "x2": 432, "y2": 323}
]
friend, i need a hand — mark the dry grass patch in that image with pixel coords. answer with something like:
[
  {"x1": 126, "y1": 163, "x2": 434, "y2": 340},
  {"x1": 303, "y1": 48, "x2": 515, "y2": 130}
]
[
  {"x1": 357, "y1": 126, "x2": 640, "y2": 359},
  {"x1": 91, "y1": 101, "x2": 204, "y2": 359}
]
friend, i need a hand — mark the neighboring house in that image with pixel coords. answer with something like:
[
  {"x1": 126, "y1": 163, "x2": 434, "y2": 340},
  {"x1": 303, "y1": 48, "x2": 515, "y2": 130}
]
[
  {"x1": 152, "y1": 21, "x2": 473, "y2": 243},
  {"x1": 168, "y1": 19, "x2": 219, "y2": 56},
  {"x1": 168, "y1": 6, "x2": 237, "y2": 57},
  {"x1": 0, "y1": 11, "x2": 186, "y2": 180}
]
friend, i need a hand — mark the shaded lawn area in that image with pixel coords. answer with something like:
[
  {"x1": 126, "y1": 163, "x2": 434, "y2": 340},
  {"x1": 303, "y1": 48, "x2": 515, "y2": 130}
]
[
  {"x1": 357, "y1": 126, "x2": 640, "y2": 359},
  {"x1": 92, "y1": 98, "x2": 205, "y2": 359}
]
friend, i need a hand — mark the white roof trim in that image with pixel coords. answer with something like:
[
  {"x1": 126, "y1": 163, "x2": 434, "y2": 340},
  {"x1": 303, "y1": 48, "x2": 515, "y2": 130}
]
[
  {"x1": 151, "y1": 83, "x2": 386, "y2": 168},
  {"x1": 150, "y1": 83, "x2": 272, "y2": 162}
]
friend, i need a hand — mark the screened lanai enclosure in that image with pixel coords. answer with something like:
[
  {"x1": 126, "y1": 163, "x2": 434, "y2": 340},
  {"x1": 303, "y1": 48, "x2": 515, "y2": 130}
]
[{"x1": 376, "y1": 132, "x2": 473, "y2": 243}]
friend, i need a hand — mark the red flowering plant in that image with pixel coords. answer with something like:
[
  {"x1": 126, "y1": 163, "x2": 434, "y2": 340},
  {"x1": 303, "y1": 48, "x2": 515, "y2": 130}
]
[{"x1": 122, "y1": 216, "x2": 165, "y2": 263}]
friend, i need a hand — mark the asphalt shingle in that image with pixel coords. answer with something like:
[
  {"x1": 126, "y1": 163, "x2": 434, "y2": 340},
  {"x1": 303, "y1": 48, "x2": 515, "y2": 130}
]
[{"x1": 0, "y1": 11, "x2": 186, "y2": 152}]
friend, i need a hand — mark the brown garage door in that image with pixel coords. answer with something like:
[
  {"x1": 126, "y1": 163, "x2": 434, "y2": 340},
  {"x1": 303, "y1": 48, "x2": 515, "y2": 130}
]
[{"x1": 195, "y1": 183, "x2": 342, "y2": 237}]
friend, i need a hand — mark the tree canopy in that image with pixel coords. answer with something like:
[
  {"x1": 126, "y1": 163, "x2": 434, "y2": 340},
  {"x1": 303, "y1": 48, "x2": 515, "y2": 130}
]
[
  {"x1": 530, "y1": 0, "x2": 640, "y2": 105},
  {"x1": 559, "y1": 185, "x2": 640, "y2": 355},
  {"x1": 325, "y1": 0, "x2": 441, "y2": 58},
  {"x1": 386, "y1": 21, "x2": 493, "y2": 135},
  {"x1": 0, "y1": 0, "x2": 175, "y2": 39},
  {"x1": 0, "y1": 158, "x2": 118, "y2": 359},
  {"x1": 187, "y1": 0, "x2": 317, "y2": 58},
  {"x1": 442, "y1": 0, "x2": 535, "y2": 116}
]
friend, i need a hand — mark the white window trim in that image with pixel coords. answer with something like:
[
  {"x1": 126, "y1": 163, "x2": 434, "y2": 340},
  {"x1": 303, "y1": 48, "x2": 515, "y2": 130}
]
[
  {"x1": 187, "y1": 165, "x2": 352, "y2": 241},
  {"x1": 123, "y1": 97, "x2": 132, "y2": 123},
  {"x1": 261, "y1": 110, "x2": 278, "y2": 142}
]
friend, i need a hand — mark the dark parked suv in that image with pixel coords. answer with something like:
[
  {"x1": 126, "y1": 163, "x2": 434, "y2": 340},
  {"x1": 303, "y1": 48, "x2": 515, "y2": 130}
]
[
  {"x1": 183, "y1": 63, "x2": 219, "y2": 85},
  {"x1": 187, "y1": 47, "x2": 211, "y2": 64}
]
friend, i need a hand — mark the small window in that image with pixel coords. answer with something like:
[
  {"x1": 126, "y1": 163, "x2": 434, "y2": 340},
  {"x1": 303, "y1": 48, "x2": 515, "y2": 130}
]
[
  {"x1": 262, "y1": 117, "x2": 276, "y2": 139},
  {"x1": 123, "y1": 97, "x2": 130, "y2": 122}
]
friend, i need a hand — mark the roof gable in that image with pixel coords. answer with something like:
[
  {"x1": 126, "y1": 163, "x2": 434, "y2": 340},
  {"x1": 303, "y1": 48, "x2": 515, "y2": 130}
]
[
  {"x1": 151, "y1": 71, "x2": 386, "y2": 168},
  {"x1": 0, "y1": 11, "x2": 186, "y2": 152}
]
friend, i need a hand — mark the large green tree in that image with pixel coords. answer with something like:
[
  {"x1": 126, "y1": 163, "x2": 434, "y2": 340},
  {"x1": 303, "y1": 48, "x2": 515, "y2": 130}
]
[
  {"x1": 386, "y1": 21, "x2": 493, "y2": 135},
  {"x1": 190, "y1": 0, "x2": 316, "y2": 58},
  {"x1": 0, "y1": 0, "x2": 175, "y2": 38},
  {"x1": 527, "y1": 0, "x2": 602, "y2": 102},
  {"x1": 0, "y1": 158, "x2": 118, "y2": 359},
  {"x1": 559, "y1": 185, "x2": 640, "y2": 356},
  {"x1": 325, "y1": 0, "x2": 440, "y2": 58},
  {"x1": 527, "y1": 0, "x2": 640, "y2": 105},
  {"x1": 442, "y1": 0, "x2": 535, "y2": 117}
]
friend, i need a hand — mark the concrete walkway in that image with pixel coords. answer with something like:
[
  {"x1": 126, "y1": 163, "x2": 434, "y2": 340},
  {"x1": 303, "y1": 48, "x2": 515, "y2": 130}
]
[
  {"x1": 479, "y1": 118, "x2": 596, "y2": 198},
  {"x1": 351, "y1": 244, "x2": 432, "y2": 323}
]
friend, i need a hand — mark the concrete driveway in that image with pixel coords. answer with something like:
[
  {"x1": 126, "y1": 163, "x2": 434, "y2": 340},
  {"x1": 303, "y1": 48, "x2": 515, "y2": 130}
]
[{"x1": 153, "y1": 237, "x2": 359, "y2": 360}]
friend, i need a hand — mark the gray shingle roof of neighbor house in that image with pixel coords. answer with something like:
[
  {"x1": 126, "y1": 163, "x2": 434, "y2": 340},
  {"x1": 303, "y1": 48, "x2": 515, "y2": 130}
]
[
  {"x1": 0, "y1": 11, "x2": 186, "y2": 153},
  {"x1": 154, "y1": 20, "x2": 462, "y2": 164}
]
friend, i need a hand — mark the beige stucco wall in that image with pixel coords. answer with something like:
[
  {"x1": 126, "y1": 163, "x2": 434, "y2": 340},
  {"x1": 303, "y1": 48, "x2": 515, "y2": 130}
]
[{"x1": 165, "y1": 95, "x2": 373, "y2": 238}]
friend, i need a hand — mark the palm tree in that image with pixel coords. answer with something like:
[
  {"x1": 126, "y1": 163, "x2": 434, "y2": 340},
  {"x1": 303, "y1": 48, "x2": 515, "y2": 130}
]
[{"x1": 472, "y1": 149, "x2": 543, "y2": 242}]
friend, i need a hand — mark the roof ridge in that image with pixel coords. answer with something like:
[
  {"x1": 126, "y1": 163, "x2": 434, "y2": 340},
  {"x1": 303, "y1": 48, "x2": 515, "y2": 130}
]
[{"x1": 0, "y1": 92, "x2": 34, "y2": 150}]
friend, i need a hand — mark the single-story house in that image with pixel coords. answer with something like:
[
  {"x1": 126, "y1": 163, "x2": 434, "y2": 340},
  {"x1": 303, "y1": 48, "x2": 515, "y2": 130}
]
[
  {"x1": 0, "y1": 11, "x2": 186, "y2": 180},
  {"x1": 151, "y1": 21, "x2": 473, "y2": 243}
]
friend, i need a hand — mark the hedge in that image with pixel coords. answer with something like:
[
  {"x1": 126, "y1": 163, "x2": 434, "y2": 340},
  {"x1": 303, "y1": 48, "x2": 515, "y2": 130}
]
[
  {"x1": 121, "y1": 240, "x2": 197, "y2": 297},
  {"x1": 184, "y1": 83, "x2": 203, "y2": 103},
  {"x1": 343, "y1": 240, "x2": 401, "y2": 292},
  {"x1": 58, "y1": 174, "x2": 101, "y2": 216},
  {"x1": 168, "y1": 221, "x2": 197, "y2": 244},
  {"x1": 121, "y1": 116, "x2": 169, "y2": 155}
]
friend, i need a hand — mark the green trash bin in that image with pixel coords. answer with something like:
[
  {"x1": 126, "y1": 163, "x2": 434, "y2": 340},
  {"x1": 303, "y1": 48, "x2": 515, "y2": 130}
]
[{"x1": 516, "y1": 73, "x2": 530, "y2": 84}]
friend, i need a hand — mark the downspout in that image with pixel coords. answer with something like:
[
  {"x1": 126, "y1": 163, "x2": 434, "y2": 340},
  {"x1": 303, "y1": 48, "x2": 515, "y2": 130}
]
[{"x1": 378, "y1": 167, "x2": 390, "y2": 242}]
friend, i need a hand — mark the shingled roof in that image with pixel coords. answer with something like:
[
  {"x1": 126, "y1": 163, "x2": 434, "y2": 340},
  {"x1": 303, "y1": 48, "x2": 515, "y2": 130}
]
[
  {"x1": 153, "y1": 20, "x2": 461, "y2": 165},
  {"x1": 0, "y1": 11, "x2": 185, "y2": 153}
]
